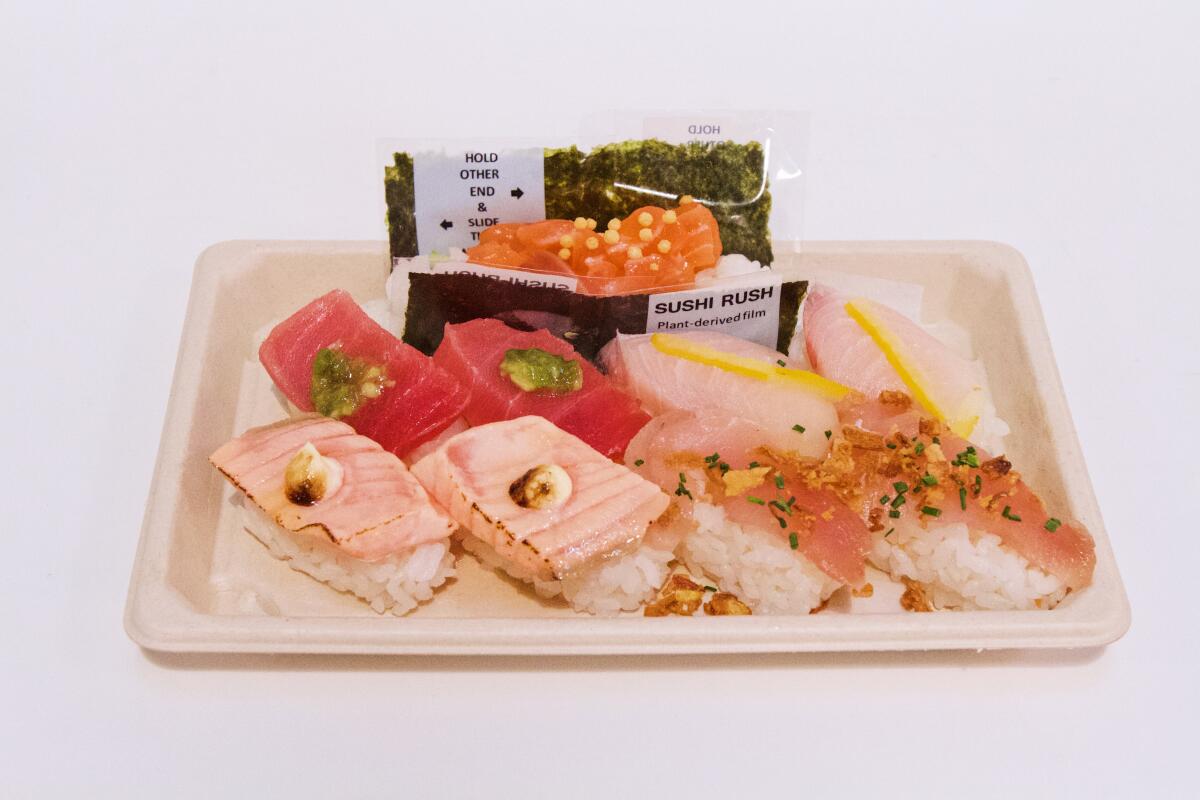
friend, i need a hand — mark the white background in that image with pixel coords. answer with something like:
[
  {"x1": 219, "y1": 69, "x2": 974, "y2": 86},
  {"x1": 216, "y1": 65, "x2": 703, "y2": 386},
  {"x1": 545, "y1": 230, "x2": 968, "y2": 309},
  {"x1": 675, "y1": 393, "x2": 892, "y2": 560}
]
[{"x1": 4, "y1": 1, "x2": 1198, "y2": 796}]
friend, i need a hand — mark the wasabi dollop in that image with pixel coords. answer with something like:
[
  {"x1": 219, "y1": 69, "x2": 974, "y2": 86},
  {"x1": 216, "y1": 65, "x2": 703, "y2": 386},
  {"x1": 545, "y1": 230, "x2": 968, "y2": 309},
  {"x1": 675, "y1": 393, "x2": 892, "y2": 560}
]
[
  {"x1": 499, "y1": 348, "x2": 583, "y2": 394},
  {"x1": 311, "y1": 347, "x2": 389, "y2": 419}
]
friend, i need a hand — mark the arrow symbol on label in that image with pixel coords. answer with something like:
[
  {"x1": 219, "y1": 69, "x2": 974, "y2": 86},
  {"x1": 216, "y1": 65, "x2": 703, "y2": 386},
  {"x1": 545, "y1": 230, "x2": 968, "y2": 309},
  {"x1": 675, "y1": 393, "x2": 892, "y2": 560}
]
[
  {"x1": 510, "y1": 187, "x2": 524, "y2": 199},
  {"x1": 439, "y1": 219, "x2": 453, "y2": 230}
]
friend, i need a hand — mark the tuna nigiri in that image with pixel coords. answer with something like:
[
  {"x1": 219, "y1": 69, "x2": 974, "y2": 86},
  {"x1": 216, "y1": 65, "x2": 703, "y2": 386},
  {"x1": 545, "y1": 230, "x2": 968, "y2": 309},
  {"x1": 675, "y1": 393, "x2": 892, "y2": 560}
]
[
  {"x1": 411, "y1": 416, "x2": 672, "y2": 615},
  {"x1": 625, "y1": 411, "x2": 873, "y2": 614},
  {"x1": 600, "y1": 330, "x2": 846, "y2": 459},
  {"x1": 210, "y1": 415, "x2": 458, "y2": 615},
  {"x1": 433, "y1": 318, "x2": 650, "y2": 459},
  {"x1": 259, "y1": 289, "x2": 469, "y2": 459}
]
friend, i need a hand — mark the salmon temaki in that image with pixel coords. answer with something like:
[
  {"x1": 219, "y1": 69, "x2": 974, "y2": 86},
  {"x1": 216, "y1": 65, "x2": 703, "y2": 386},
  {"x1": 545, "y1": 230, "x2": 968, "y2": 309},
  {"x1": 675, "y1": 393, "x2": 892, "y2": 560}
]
[
  {"x1": 259, "y1": 289, "x2": 469, "y2": 459},
  {"x1": 432, "y1": 318, "x2": 650, "y2": 459}
]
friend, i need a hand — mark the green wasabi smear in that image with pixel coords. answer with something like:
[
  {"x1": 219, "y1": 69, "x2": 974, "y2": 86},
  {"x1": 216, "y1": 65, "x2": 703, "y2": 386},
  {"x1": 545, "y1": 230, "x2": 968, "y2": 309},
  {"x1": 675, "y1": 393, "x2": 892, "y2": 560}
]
[
  {"x1": 311, "y1": 347, "x2": 388, "y2": 419},
  {"x1": 499, "y1": 348, "x2": 582, "y2": 394}
]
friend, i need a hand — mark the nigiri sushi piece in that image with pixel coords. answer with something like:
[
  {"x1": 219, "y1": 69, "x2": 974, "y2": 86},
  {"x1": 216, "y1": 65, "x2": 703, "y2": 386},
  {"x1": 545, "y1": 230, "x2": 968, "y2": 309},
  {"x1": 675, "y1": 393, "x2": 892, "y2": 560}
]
[
  {"x1": 411, "y1": 416, "x2": 672, "y2": 615},
  {"x1": 804, "y1": 285, "x2": 1006, "y2": 448},
  {"x1": 432, "y1": 318, "x2": 649, "y2": 459},
  {"x1": 259, "y1": 289, "x2": 469, "y2": 459},
  {"x1": 625, "y1": 411, "x2": 873, "y2": 614},
  {"x1": 815, "y1": 406, "x2": 1096, "y2": 610},
  {"x1": 803, "y1": 287, "x2": 1097, "y2": 609},
  {"x1": 210, "y1": 415, "x2": 458, "y2": 615},
  {"x1": 599, "y1": 330, "x2": 846, "y2": 460}
]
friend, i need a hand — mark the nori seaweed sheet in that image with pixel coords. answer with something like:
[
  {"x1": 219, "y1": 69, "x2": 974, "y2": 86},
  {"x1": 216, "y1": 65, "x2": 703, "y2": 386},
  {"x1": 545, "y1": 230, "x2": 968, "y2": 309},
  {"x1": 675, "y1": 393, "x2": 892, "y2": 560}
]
[
  {"x1": 544, "y1": 139, "x2": 773, "y2": 265},
  {"x1": 776, "y1": 280, "x2": 807, "y2": 354},
  {"x1": 403, "y1": 273, "x2": 806, "y2": 365},
  {"x1": 384, "y1": 139, "x2": 773, "y2": 264},
  {"x1": 384, "y1": 152, "x2": 417, "y2": 258}
]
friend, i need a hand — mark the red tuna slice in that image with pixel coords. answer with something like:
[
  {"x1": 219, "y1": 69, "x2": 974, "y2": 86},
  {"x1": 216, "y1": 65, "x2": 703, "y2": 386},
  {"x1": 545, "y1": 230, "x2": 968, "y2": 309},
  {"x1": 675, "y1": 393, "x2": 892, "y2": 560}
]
[
  {"x1": 259, "y1": 290, "x2": 469, "y2": 459},
  {"x1": 432, "y1": 318, "x2": 650, "y2": 459}
]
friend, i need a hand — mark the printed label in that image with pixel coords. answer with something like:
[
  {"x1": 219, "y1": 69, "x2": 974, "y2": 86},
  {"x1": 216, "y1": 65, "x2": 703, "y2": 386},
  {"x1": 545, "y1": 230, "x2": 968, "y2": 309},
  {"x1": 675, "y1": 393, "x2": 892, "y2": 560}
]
[
  {"x1": 412, "y1": 146, "x2": 546, "y2": 254},
  {"x1": 428, "y1": 262, "x2": 578, "y2": 292},
  {"x1": 645, "y1": 272, "x2": 783, "y2": 347},
  {"x1": 642, "y1": 115, "x2": 746, "y2": 145}
]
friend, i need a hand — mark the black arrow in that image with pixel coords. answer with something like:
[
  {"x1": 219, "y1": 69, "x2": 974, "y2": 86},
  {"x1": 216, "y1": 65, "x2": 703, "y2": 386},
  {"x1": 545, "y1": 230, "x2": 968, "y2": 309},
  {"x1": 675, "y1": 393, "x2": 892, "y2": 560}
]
[
  {"x1": 510, "y1": 187, "x2": 524, "y2": 199},
  {"x1": 439, "y1": 219, "x2": 453, "y2": 230}
]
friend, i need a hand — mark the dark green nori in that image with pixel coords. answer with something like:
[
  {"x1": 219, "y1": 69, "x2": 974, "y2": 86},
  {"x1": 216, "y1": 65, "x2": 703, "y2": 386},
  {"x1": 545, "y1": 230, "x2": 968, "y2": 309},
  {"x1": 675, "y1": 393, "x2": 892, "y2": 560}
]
[
  {"x1": 384, "y1": 152, "x2": 417, "y2": 258},
  {"x1": 776, "y1": 279, "x2": 806, "y2": 353},
  {"x1": 403, "y1": 273, "x2": 649, "y2": 361},
  {"x1": 384, "y1": 139, "x2": 773, "y2": 264},
  {"x1": 542, "y1": 139, "x2": 772, "y2": 265},
  {"x1": 402, "y1": 273, "x2": 807, "y2": 364}
]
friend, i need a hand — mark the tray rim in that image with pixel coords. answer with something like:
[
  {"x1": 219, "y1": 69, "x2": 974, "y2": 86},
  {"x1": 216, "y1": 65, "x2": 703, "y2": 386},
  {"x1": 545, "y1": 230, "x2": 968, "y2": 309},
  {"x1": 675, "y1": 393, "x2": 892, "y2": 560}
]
[{"x1": 124, "y1": 239, "x2": 1131, "y2": 655}]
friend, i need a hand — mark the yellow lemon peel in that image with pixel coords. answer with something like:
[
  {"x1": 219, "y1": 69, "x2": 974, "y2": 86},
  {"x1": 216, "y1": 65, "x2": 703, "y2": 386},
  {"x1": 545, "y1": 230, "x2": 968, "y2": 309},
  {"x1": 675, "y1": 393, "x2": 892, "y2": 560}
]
[
  {"x1": 843, "y1": 299, "x2": 978, "y2": 438},
  {"x1": 649, "y1": 333, "x2": 851, "y2": 402}
]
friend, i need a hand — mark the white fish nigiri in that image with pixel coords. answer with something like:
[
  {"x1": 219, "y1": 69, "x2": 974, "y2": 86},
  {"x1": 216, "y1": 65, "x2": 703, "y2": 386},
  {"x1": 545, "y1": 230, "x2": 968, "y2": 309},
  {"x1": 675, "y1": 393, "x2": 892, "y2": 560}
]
[{"x1": 599, "y1": 330, "x2": 843, "y2": 459}]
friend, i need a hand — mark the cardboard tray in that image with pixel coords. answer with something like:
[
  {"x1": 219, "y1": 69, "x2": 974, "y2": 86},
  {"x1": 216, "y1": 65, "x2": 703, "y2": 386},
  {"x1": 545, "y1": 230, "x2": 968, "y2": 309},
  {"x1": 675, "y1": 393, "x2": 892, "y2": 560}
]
[{"x1": 124, "y1": 240, "x2": 1130, "y2": 654}]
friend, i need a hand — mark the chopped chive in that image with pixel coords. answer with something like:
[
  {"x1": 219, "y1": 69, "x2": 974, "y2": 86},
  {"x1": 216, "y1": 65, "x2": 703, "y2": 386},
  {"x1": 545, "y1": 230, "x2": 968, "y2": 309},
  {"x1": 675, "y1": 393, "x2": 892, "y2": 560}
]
[
  {"x1": 880, "y1": 495, "x2": 891, "y2": 505},
  {"x1": 678, "y1": 472, "x2": 686, "y2": 483},
  {"x1": 914, "y1": 442, "x2": 925, "y2": 455},
  {"x1": 886, "y1": 442, "x2": 897, "y2": 449},
  {"x1": 775, "y1": 474, "x2": 786, "y2": 489},
  {"x1": 674, "y1": 472, "x2": 692, "y2": 499},
  {"x1": 746, "y1": 495, "x2": 766, "y2": 505},
  {"x1": 891, "y1": 494, "x2": 906, "y2": 509},
  {"x1": 788, "y1": 532, "x2": 799, "y2": 549},
  {"x1": 770, "y1": 499, "x2": 791, "y2": 515},
  {"x1": 1002, "y1": 505, "x2": 1022, "y2": 522},
  {"x1": 889, "y1": 509, "x2": 901, "y2": 518},
  {"x1": 824, "y1": 430, "x2": 833, "y2": 439},
  {"x1": 775, "y1": 515, "x2": 788, "y2": 529},
  {"x1": 748, "y1": 461, "x2": 760, "y2": 469},
  {"x1": 921, "y1": 473, "x2": 937, "y2": 486},
  {"x1": 777, "y1": 359, "x2": 786, "y2": 367},
  {"x1": 884, "y1": 528, "x2": 894, "y2": 538},
  {"x1": 932, "y1": 436, "x2": 940, "y2": 444},
  {"x1": 704, "y1": 452, "x2": 720, "y2": 464},
  {"x1": 718, "y1": 461, "x2": 730, "y2": 474},
  {"x1": 703, "y1": 585, "x2": 718, "y2": 592},
  {"x1": 633, "y1": 459, "x2": 644, "y2": 467},
  {"x1": 1045, "y1": 517, "x2": 1062, "y2": 532},
  {"x1": 959, "y1": 486, "x2": 967, "y2": 510},
  {"x1": 921, "y1": 505, "x2": 941, "y2": 517},
  {"x1": 974, "y1": 474, "x2": 982, "y2": 495},
  {"x1": 892, "y1": 481, "x2": 909, "y2": 494},
  {"x1": 792, "y1": 423, "x2": 806, "y2": 434},
  {"x1": 786, "y1": 496, "x2": 796, "y2": 508}
]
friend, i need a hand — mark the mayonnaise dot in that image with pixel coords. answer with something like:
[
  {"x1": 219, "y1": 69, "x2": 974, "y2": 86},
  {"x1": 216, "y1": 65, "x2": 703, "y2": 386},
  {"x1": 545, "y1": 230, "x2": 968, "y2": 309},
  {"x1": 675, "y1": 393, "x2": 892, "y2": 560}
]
[
  {"x1": 662, "y1": 209, "x2": 677, "y2": 224},
  {"x1": 586, "y1": 218, "x2": 597, "y2": 230},
  {"x1": 627, "y1": 246, "x2": 643, "y2": 259},
  {"x1": 558, "y1": 248, "x2": 572, "y2": 260},
  {"x1": 573, "y1": 217, "x2": 587, "y2": 229},
  {"x1": 559, "y1": 235, "x2": 574, "y2": 248},
  {"x1": 679, "y1": 194, "x2": 694, "y2": 205},
  {"x1": 603, "y1": 229, "x2": 620, "y2": 244},
  {"x1": 607, "y1": 218, "x2": 621, "y2": 231},
  {"x1": 657, "y1": 239, "x2": 671, "y2": 253},
  {"x1": 638, "y1": 228, "x2": 653, "y2": 242},
  {"x1": 637, "y1": 211, "x2": 653, "y2": 227},
  {"x1": 585, "y1": 236, "x2": 599, "y2": 250}
]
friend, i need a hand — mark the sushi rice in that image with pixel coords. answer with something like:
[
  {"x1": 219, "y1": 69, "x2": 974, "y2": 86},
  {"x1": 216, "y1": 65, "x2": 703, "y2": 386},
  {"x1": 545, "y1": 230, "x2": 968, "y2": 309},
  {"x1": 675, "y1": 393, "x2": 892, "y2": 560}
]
[
  {"x1": 681, "y1": 502, "x2": 841, "y2": 615},
  {"x1": 238, "y1": 500, "x2": 456, "y2": 616},
  {"x1": 869, "y1": 519, "x2": 1066, "y2": 610},
  {"x1": 459, "y1": 533, "x2": 674, "y2": 616}
]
